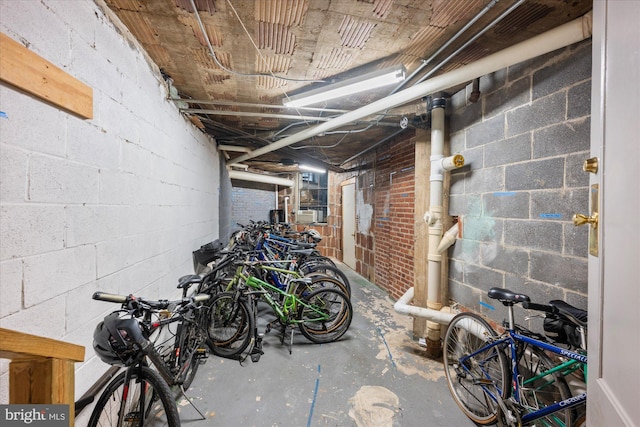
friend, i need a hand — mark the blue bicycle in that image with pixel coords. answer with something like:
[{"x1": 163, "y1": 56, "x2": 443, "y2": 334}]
[{"x1": 443, "y1": 287, "x2": 587, "y2": 427}]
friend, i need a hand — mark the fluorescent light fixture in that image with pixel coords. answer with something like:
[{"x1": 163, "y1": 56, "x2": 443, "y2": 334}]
[
  {"x1": 284, "y1": 65, "x2": 406, "y2": 108},
  {"x1": 299, "y1": 164, "x2": 326, "y2": 174}
]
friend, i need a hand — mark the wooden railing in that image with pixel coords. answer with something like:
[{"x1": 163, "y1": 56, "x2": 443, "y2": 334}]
[{"x1": 0, "y1": 327, "x2": 85, "y2": 426}]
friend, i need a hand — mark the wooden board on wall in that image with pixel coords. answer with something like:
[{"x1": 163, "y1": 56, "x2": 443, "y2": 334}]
[{"x1": 0, "y1": 32, "x2": 93, "y2": 119}]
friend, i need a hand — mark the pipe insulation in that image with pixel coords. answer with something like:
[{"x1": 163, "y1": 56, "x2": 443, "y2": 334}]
[
  {"x1": 229, "y1": 12, "x2": 593, "y2": 165},
  {"x1": 228, "y1": 170, "x2": 294, "y2": 187}
]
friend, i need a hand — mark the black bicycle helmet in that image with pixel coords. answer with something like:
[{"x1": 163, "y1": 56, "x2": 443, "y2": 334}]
[{"x1": 93, "y1": 312, "x2": 145, "y2": 366}]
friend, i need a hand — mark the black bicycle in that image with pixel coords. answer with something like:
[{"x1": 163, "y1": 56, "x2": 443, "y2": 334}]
[{"x1": 89, "y1": 283, "x2": 210, "y2": 427}]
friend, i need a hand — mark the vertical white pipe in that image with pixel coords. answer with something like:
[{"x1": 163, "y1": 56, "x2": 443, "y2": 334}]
[
  {"x1": 425, "y1": 99, "x2": 446, "y2": 345},
  {"x1": 284, "y1": 197, "x2": 289, "y2": 223}
]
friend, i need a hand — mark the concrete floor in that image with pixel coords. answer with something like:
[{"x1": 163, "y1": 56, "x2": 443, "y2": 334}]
[{"x1": 179, "y1": 263, "x2": 476, "y2": 427}]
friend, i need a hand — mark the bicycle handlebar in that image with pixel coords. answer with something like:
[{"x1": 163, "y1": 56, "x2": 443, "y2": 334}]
[{"x1": 92, "y1": 291, "x2": 210, "y2": 312}]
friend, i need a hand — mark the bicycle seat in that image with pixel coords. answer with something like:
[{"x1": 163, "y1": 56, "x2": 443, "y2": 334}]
[
  {"x1": 488, "y1": 287, "x2": 531, "y2": 305},
  {"x1": 177, "y1": 274, "x2": 202, "y2": 289},
  {"x1": 549, "y1": 300, "x2": 588, "y2": 327}
]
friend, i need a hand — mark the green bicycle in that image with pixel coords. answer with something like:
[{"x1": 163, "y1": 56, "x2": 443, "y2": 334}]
[{"x1": 207, "y1": 260, "x2": 353, "y2": 361}]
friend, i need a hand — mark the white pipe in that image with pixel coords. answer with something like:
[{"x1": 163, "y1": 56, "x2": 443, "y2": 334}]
[
  {"x1": 437, "y1": 222, "x2": 459, "y2": 253},
  {"x1": 396, "y1": 101, "x2": 465, "y2": 336},
  {"x1": 393, "y1": 288, "x2": 455, "y2": 324},
  {"x1": 427, "y1": 102, "x2": 446, "y2": 316},
  {"x1": 229, "y1": 12, "x2": 593, "y2": 165},
  {"x1": 284, "y1": 197, "x2": 289, "y2": 223},
  {"x1": 228, "y1": 170, "x2": 294, "y2": 187}
]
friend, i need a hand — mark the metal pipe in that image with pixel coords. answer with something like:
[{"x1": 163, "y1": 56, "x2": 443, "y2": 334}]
[
  {"x1": 415, "y1": 0, "x2": 527, "y2": 84},
  {"x1": 229, "y1": 12, "x2": 593, "y2": 165},
  {"x1": 391, "y1": 0, "x2": 500, "y2": 95}
]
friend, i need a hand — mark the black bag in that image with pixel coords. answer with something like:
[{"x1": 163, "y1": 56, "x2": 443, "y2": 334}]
[
  {"x1": 192, "y1": 239, "x2": 224, "y2": 273},
  {"x1": 543, "y1": 315, "x2": 582, "y2": 348}
]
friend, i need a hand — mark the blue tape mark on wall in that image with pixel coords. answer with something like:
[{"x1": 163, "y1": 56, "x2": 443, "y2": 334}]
[
  {"x1": 0, "y1": 111, "x2": 8, "y2": 119},
  {"x1": 493, "y1": 192, "x2": 516, "y2": 196},
  {"x1": 539, "y1": 213, "x2": 562, "y2": 219},
  {"x1": 479, "y1": 301, "x2": 495, "y2": 311}
]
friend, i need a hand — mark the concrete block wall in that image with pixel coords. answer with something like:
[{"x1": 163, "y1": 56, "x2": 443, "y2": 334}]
[
  {"x1": 230, "y1": 182, "x2": 276, "y2": 229},
  {"x1": 0, "y1": 0, "x2": 220, "y2": 406},
  {"x1": 447, "y1": 40, "x2": 591, "y2": 323}
]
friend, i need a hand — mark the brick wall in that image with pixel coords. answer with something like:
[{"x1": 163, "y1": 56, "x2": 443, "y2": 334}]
[
  {"x1": 372, "y1": 139, "x2": 416, "y2": 300},
  {"x1": 335, "y1": 135, "x2": 417, "y2": 300},
  {"x1": 448, "y1": 40, "x2": 591, "y2": 320}
]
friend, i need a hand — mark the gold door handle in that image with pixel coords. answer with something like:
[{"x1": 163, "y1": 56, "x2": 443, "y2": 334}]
[{"x1": 573, "y1": 212, "x2": 598, "y2": 228}]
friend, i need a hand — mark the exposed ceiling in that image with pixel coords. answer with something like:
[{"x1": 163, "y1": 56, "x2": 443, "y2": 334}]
[{"x1": 102, "y1": 0, "x2": 592, "y2": 175}]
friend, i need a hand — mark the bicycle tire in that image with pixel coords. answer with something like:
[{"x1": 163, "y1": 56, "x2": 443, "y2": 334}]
[
  {"x1": 206, "y1": 291, "x2": 254, "y2": 359},
  {"x1": 443, "y1": 312, "x2": 510, "y2": 425},
  {"x1": 516, "y1": 345, "x2": 574, "y2": 427},
  {"x1": 299, "y1": 256, "x2": 336, "y2": 270},
  {"x1": 294, "y1": 275, "x2": 351, "y2": 300},
  {"x1": 298, "y1": 288, "x2": 352, "y2": 343},
  {"x1": 302, "y1": 264, "x2": 351, "y2": 295},
  {"x1": 176, "y1": 321, "x2": 204, "y2": 390},
  {"x1": 88, "y1": 366, "x2": 180, "y2": 427}
]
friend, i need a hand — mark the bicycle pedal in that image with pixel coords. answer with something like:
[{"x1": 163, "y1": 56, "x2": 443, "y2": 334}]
[
  {"x1": 124, "y1": 412, "x2": 141, "y2": 422},
  {"x1": 196, "y1": 348, "x2": 208, "y2": 361},
  {"x1": 250, "y1": 347, "x2": 264, "y2": 363}
]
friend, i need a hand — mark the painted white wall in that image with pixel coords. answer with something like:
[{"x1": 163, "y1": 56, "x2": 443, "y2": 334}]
[{"x1": 0, "y1": 0, "x2": 220, "y2": 405}]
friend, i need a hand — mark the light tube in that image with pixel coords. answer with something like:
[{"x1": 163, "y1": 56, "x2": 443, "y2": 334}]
[
  {"x1": 284, "y1": 65, "x2": 406, "y2": 108},
  {"x1": 299, "y1": 164, "x2": 326, "y2": 173}
]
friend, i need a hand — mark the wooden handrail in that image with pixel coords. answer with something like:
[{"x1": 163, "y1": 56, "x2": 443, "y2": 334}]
[
  {"x1": 0, "y1": 328, "x2": 85, "y2": 427},
  {"x1": 0, "y1": 328, "x2": 85, "y2": 361}
]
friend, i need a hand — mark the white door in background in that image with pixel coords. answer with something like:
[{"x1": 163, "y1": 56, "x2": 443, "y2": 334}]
[
  {"x1": 342, "y1": 181, "x2": 356, "y2": 270},
  {"x1": 587, "y1": 1, "x2": 639, "y2": 426}
]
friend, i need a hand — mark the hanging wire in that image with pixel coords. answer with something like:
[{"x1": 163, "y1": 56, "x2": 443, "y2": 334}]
[{"x1": 189, "y1": 0, "x2": 322, "y2": 83}]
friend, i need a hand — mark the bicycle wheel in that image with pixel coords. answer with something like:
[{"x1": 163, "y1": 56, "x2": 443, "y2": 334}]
[
  {"x1": 443, "y1": 312, "x2": 510, "y2": 425},
  {"x1": 175, "y1": 320, "x2": 206, "y2": 390},
  {"x1": 206, "y1": 291, "x2": 254, "y2": 359},
  {"x1": 298, "y1": 288, "x2": 352, "y2": 343},
  {"x1": 299, "y1": 255, "x2": 336, "y2": 270},
  {"x1": 294, "y1": 275, "x2": 350, "y2": 300},
  {"x1": 88, "y1": 366, "x2": 180, "y2": 427},
  {"x1": 302, "y1": 264, "x2": 351, "y2": 296},
  {"x1": 517, "y1": 345, "x2": 574, "y2": 426}
]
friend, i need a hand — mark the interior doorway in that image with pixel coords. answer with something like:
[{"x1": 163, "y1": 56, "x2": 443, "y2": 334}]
[{"x1": 341, "y1": 180, "x2": 356, "y2": 270}]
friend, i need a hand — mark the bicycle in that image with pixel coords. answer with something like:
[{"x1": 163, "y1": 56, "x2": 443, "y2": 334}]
[
  {"x1": 443, "y1": 287, "x2": 587, "y2": 427},
  {"x1": 89, "y1": 282, "x2": 210, "y2": 427},
  {"x1": 207, "y1": 260, "x2": 353, "y2": 361}
]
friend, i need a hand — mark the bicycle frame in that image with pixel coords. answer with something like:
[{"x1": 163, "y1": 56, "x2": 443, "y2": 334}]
[
  {"x1": 228, "y1": 265, "x2": 334, "y2": 326},
  {"x1": 459, "y1": 330, "x2": 587, "y2": 425}
]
